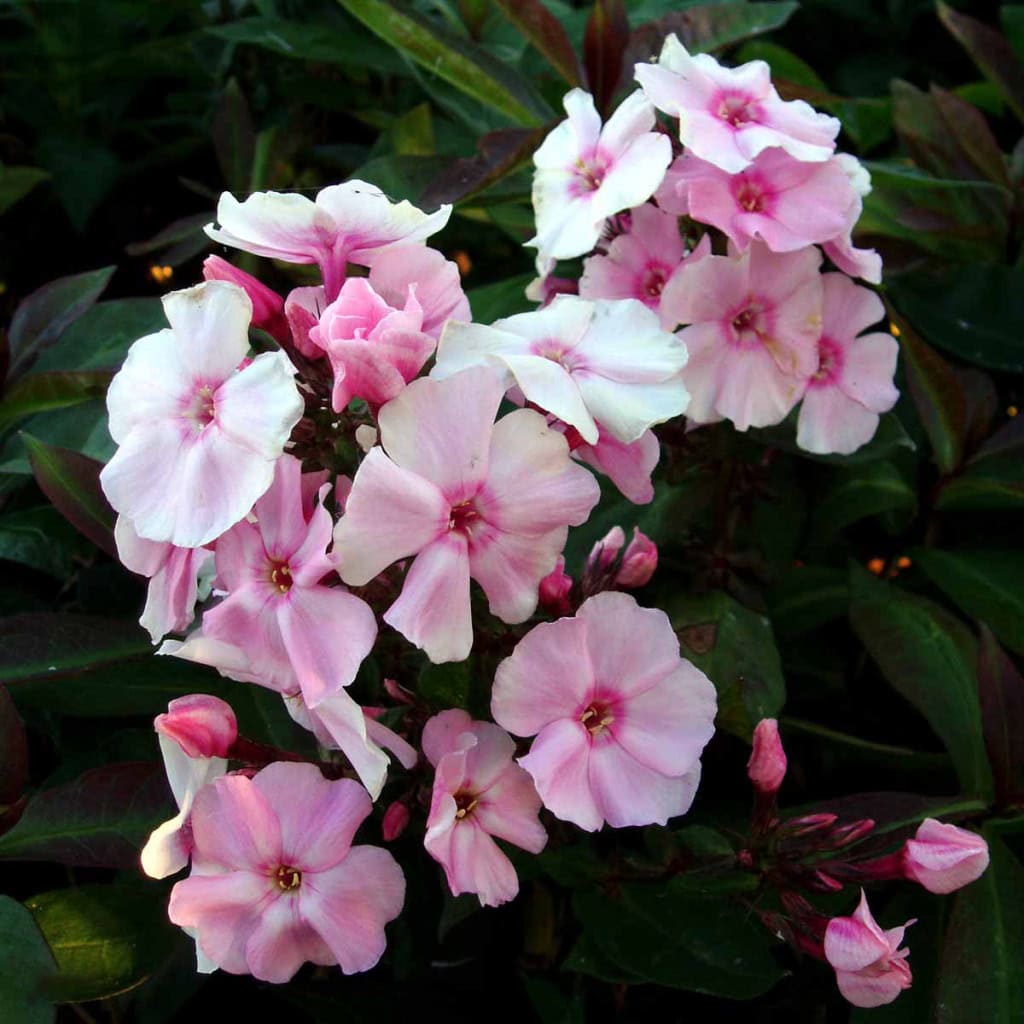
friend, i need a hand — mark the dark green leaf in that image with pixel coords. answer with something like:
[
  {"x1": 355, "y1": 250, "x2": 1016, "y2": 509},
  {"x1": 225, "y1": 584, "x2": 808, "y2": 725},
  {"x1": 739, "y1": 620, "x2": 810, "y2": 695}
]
[
  {"x1": 669, "y1": 590, "x2": 786, "y2": 740},
  {"x1": 848, "y1": 567, "x2": 992, "y2": 799},
  {"x1": 976, "y1": 625, "x2": 1024, "y2": 808},
  {"x1": 0, "y1": 507, "x2": 85, "y2": 578},
  {"x1": 0, "y1": 761, "x2": 172, "y2": 868},
  {"x1": 212, "y1": 79, "x2": 255, "y2": 195},
  {"x1": 0, "y1": 371, "x2": 112, "y2": 428},
  {"x1": 24, "y1": 437, "x2": 116, "y2": 557},
  {"x1": 338, "y1": 0, "x2": 551, "y2": 126},
  {"x1": 0, "y1": 165, "x2": 50, "y2": 216},
  {"x1": 584, "y1": 0, "x2": 629, "y2": 116},
  {"x1": 494, "y1": 0, "x2": 581, "y2": 85},
  {"x1": 0, "y1": 686, "x2": 27, "y2": 806},
  {"x1": 768, "y1": 567, "x2": 848, "y2": 638},
  {"x1": 914, "y1": 548, "x2": 1024, "y2": 656},
  {"x1": 0, "y1": 896, "x2": 56, "y2": 1024},
  {"x1": 750, "y1": 410, "x2": 916, "y2": 465},
  {"x1": 418, "y1": 659, "x2": 472, "y2": 710},
  {"x1": 937, "y1": 417, "x2": 1024, "y2": 511},
  {"x1": 0, "y1": 400, "x2": 112, "y2": 475},
  {"x1": 811, "y1": 461, "x2": 916, "y2": 540},
  {"x1": 466, "y1": 273, "x2": 534, "y2": 322}
]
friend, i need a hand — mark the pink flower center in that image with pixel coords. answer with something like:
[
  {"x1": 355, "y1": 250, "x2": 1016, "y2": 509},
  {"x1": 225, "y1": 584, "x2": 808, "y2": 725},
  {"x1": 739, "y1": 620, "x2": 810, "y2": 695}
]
[
  {"x1": 275, "y1": 864, "x2": 302, "y2": 891},
  {"x1": 453, "y1": 790, "x2": 479, "y2": 820},
  {"x1": 728, "y1": 300, "x2": 770, "y2": 348},
  {"x1": 809, "y1": 336, "x2": 843, "y2": 387},
  {"x1": 532, "y1": 339, "x2": 582, "y2": 372},
  {"x1": 573, "y1": 155, "x2": 607, "y2": 193},
  {"x1": 269, "y1": 561, "x2": 293, "y2": 593},
  {"x1": 641, "y1": 265, "x2": 668, "y2": 299},
  {"x1": 715, "y1": 92, "x2": 758, "y2": 128},
  {"x1": 449, "y1": 500, "x2": 480, "y2": 534},
  {"x1": 580, "y1": 700, "x2": 615, "y2": 737},
  {"x1": 183, "y1": 383, "x2": 217, "y2": 430},
  {"x1": 735, "y1": 177, "x2": 768, "y2": 214}
]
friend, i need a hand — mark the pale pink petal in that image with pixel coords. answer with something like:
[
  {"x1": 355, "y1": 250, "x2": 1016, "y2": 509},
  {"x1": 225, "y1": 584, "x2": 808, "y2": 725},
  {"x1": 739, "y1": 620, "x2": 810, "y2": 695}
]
[
  {"x1": 115, "y1": 515, "x2": 170, "y2": 577},
  {"x1": 823, "y1": 234, "x2": 883, "y2": 285},
  {"x1": 385, "y1": 533, "x2": 473, "y2": 663},
  {"x1": 421, "y1": 709, "x2": 475, "y2": 768},
  {"x1": 573, "y1": 429, "x2": 660, "y2": 505},
  {"x1": 140, "y1": 546, "x2": 209, "y2": 642},
  {"x1": 140, "y1": 812, "x2": 192, "y2": 880},
  {"x1": 713, "y1": 345, "x2": 807, "y2": 431},
  {"x1": 904, "y1": 819, "x2": 990, "y2": 894},
  {"x1": 435, "y1": 819, "x2": 521, "y2": 907},
  {"x1": 243, "y1": 895, "x2": 325, "y2": 983},
  {"x1": 369, "y1": 244, "x2": 469, "y2": 338},
  {"x1": 162, "y1": 281, "x2": 252, "y2": 381},
  {"x1": 250, "y1": 454, "x2": 308, "y2": 560},
  {"x1": 501, "y1": 353, "x2": 600, "y2": 444},
  {"x1": 285, "y1": 285, "x2": 328, "y2": 359},
  {"x1": 188, "y1": 774, "x2": 282, "y2": 870},
  {"x1": 841, "y1": 333, "x2": 900, "y2": 412},
  {"x1": 824, "y1": 896, "x2": 892, "y2": 972},
  {"x1": 796, "y1": 387, "x2": 881, "y2": 455},
  {"x1": 364, "y1": 715, "x2": 419, "y2": 771},
  {"x1": 836, "y1": 967, "x2": 910, "y2": 1009},
  {"x1": 206, "y1": 190, "x2": 327, "y2": 263},
  {"x1": 821, "y1": 270, "x2": 884, "y2": 338},
  {"x1": 474, "y1": 767, "x2": 547, "y2": 853},
  {"x1": 592, "y1": 132, "x2": 672, "y2": 222},
  {"x1": 589, "y1": 743, "x2": 702, "y2": 827},
  {"x1": 518, "y1": 718, "x2": 603, "y2": 831}
]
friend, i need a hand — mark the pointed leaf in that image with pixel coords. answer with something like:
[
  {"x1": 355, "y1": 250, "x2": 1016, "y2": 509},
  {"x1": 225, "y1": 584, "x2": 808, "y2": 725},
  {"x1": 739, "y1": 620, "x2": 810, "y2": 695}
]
[
  {"x1": 0, "y1": 165, "x2": 50, "y2": 217},
  {"x1": 0, "y1": 371, "x2": 112, "y2": 428},
  {"x1": 584, "y1": 0, "x2": 629, "y2": 116},
  {"x1": 0, "y1": 896, "x2": 56, "y2": 1024},
  {"x1": 494, "y1": 0, "x2": 581, "y2": 86},
  {"x1": 0, "y1": 686, "x2": 27, "y2": 807},
  {"x1": 976, "y1": 625, "x2": 1024, "y2": 808}
]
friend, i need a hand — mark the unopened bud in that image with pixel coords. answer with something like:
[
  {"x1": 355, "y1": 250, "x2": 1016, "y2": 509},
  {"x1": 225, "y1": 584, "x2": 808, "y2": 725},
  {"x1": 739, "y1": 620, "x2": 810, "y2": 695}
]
[
  {"x1": 903, "y1": 818, "x2": 989, "y2": 894},
  {"x1": 382, "y1": 801, "x2": 411, "y2": 841},
  {"x1": 747, "y1": 719, "x2": 787, "y2": 795},
  {"x1": 616, "y1": 528, "x2": 658, "y2": 588},
  {"x1": 155, "y1": 694, "x2": 237, "y2": 759},
  {"x1": 203, "y1": 256, "x2": 287, "y2": 341},
  {"x1": 538, "y1": 557, "x2": 573, "y2": 616}
]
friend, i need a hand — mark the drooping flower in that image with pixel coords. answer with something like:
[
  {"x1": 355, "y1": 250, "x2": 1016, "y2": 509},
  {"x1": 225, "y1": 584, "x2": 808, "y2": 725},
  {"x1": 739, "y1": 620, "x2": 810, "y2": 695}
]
[
  {"x1": 423, "y1": 710, "x2": 547, "y2": 907},
  {"x1": 100, "y1": 281, "x2": 304, "y2": 548},
  {"x1": 114, "y1": 516, "x2": 212, "y2": 643},
  {"x1": 657, "y1": 150, "x2": 855, "y2": 254},
  {"x1": 824, "y1": 891, "x2": 914, "y2": 1009},
  {"x1": 747, "y1": 718, "x2": 787, "y2": 795},
  {"x1": 795, "y1": 273, "x2": 898, "y2": 455},
  {"x1": 141, "y1": 695, "x2": 237, "y2": 880},
  {"x1": 903, "y1": 818, "x2": 990, "y2": 894},
  {"x1": 528, "y1": 89, "x2": 672, "y2": 271},
  {"x1": 579, "y1": 203, "x2": 711, "y2": 329},
  {"x1": 635, "y1": 35, "x2": 839, "y2": 174},
  {"x1": 491, "y1": 591, "x2": 717, "y2": 831},
  {"x1": 435, "y1": 295, "x2": 690, "y2": 446},
  {"x1": 664, "y1": 242, "x2": 822, "y2": 430},
  {"x1": 168, "y1": 762, "x2": 405, "y2": 982},
  {"x1": 202, "y1": 454, "x2": 376, "y2": 709},
  {"x1": 309, "y1": 245, "x2": 469, "y2": 412},
  {"x1": 205, "y1": 181, "x2": 452, "y2": 301},
  {"x1": 333, "y1": 367, "x2": 600, "y2": 663}
]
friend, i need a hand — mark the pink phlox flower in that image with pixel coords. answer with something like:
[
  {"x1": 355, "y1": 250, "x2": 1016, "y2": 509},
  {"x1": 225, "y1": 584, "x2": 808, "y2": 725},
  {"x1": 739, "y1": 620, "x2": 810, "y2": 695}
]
[
  {"x1": 658, "y1": 150, "x2": 855, "y2": 254},
  {"x1": 665, "y1": 242, "x2": 823, "y2": 430},
  {"x1": 100, "y1": 281, "x2": 304, "y2": 548},
  {"x1": 824, "y1": 890, "x2": 914, "y2": 1009},
  {"x1": 115, "y1": 516, "x2": 212, "y2": 643},
  {"x1": 795, "y1": 273, "x2": 898, "y2": 455},
  {"x1": 435, "y1": 295, "x2": 690, "y2": 446},
  {"x1": 202, "y1": 255, "x2": 288, "y2": 344},
  {"x1": 205, "y1": 181, "x2": 452, "y2": 302},
  {"x1": 821, "y1": 155, "x2": 882, "y2": 284},
  {"x1": 200, "y1": 453, "x2": 377, "y2": 709},
  {"x1": 528, "y1": 89, "x2": 672, "y2": 271},
  {"x1": 141, "y1": 695, "x2": 237, "y2": 880},
  {"x1": 580, "y1": 203, "x2": 712, "y2": 329},
  {"x1": 491, "y1": 591, "x2": 717, "y2": 831},
  {"x1": 572, "y1": 426, "x2": 660, "y2": 505},
  {"x1": 903, "y1": 818, "x2": 990, "y2": 894},
  {"x1": 423, "y1": 710, "x2": 547, "y2": 907},
  {"x1": 635, "y1": 34, "x2": 839, "y2": 173},
  {"x1": 333, "y1": 366, "x2": 601, "y2": 663},
  {"x1": 168, "y1": 762, "x2": 405, "y2": 982}
]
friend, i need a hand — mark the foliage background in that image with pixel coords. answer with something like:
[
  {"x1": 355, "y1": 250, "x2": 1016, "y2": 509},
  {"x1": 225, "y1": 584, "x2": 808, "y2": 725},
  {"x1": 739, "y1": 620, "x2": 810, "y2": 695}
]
[{"x1": 1, "y1": 0, "x2": 1023, "y2": 1021}]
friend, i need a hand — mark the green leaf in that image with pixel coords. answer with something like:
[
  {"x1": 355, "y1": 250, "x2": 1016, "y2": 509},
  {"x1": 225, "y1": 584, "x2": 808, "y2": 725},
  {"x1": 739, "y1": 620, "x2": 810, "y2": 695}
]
[
  {"x1": 887, "y1": 265, "x2": 1024, "y2": 374},
  {"x1": 0, "y1": 165, "x2": 50, "y2": 216},
  {"x1": 848, "y1": 567, "x2": 992, "y2": 799},
  {"x1": 337, "y1": 0, "x2": 551, "y2": 126},
  {"x1": 629, "y1": 2, "x2": 799, "y2": 57},
  {"x1": 418, "y1": 659, "x2": 472, "y2": 711},
  {"x1": 811, "y1": 461, "x2": 916, "y2": 541},
  {"x1": 750, "y1": 410, "x2": 916, "y2": 465},
  {"x1": 0, "y1": 685, "x2": 28, "y2": 806},
  {"x1": 0, "y1": 371, "x2": 112, "y2": 428},
  {"x1": 0, "y1": 400, "x2": 113, "y2": 475},
  {"x1": 914, "y1": 548, "x2": 1024, "y2": 656},
  {"x1": 465, "y1": 273, "x2": 534, "y2": 322},
  {"x1": 937, "y1": 418, "x2": 1024, "y2": 511},
  {"x1": 572, "y1": 884, "x2": 784, "y2": 997},
  {"x1": 669, "y1": 591, "x2": 786, "y2": 740},
  {"x1": 24, "y1": 437, "x2": 114, "y2": 556},
  {"x1": 976, "y1": 625, "x2": 1024, "y2": 808},
  {"x1": 0, "y1": 507, "x2": 86, "y2": 578},
  {"x1": 7, "y1": 266, "x2": 115, "y2": 382},
  {"x1": 0, "y1": 896, "x2": 56, "y2": 1024},
  {"x1": 27, "y1": 883, "x2": 178, "y2": 1003},
  {"x1": 493, "y1": 0, "x2": 581, "y2": 85},
  {"x1": 935, "y1": 832, "x2": 1024, "y2": 1023},
  {"x1": 768, "y1": 566, "x2": 848, "y2": 638},
  {"x1": 0, "y1": 761, "x2": 172, "y2": 868}
]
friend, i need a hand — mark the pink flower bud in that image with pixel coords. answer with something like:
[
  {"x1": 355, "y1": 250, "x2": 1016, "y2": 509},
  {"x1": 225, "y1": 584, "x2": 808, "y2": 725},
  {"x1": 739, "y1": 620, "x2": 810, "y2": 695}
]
[
  {"x1": 903, "y1": 818, "x2": 990, "y2": 894},
  {"x1": 747, "y1": 718, "x2": 787, "y2": 795},
  {"x1": 381, "y1": 801, "x2": 411, "y2": 842},
  {"x1": 616, "y1": 528, "x2": 657, "y2": 588},
  {"x1": 154, "y1": 694, "x2": 237, "y2": 759},
  {"x1": 587, "y1": 526, "x2": 625, "y2": 575},
  {"x1": 779, "y1": 813, "x2": 838, "y2": 838},
  {"x1": 383, "y1": 678, "x2": 416, "y2": 706},
  {"x1": 538, "y1": 556, "x2": 573, "y2": 616},
  {"x1": 202, "y1": 255, "x2": 287, "y2": 341}
]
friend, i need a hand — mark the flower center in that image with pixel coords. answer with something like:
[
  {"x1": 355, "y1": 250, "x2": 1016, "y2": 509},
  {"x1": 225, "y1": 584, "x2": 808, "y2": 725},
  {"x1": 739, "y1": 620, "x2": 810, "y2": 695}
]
[
  {"x1": 269, "y1": 561, "x2": 293, "y2": 593},
  {"x1": 448, "y1": 500, "x2": 480, "y2": 534},
  {"x1": 729, "y1": 300, "x2": 769, "y2": 347},
  {"x1": 275, "y1": 864, "x2": 302, "y2": 891},
  {"x1": 735, "y1": 178, "x2": 766, "y2": 213},
  {"x1": 580, "y1": 701, "x2": 615, "y2": 737},
  {"x1": 453, "y1": 791, "x2": 479, "y2": 820},
  {"x1": 642, "y1": 265, "x2": 667, "y2": 299},
  {"x1": 717, "y1": 93, "x2": 757, "y2": 127},
  {"x1": 810, "y1": 336, "x2": 843, "y2": 387},
  {"x1": 574, "y1": 156, "x2": 606, "y2": 192},
  {"x1": 184, "y1": 384, "x2": 217, "y2": 430}
]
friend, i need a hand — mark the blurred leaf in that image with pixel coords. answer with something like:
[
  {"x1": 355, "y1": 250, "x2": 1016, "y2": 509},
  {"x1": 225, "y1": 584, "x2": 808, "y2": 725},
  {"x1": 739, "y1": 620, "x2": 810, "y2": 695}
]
[
  {"x1": 1004, "y1": 5, "x2": 1024, "y2": 61},
  {"x1": 24, "y1": 437, "x2": 116, "y2": 558},
  {"x1": 212, "y1": 79, "x2": 255, "y2": 195},
  {"x1": 34, "y1": 136, "x2": 120, "y2": 233},
  {"x1": 494, "y1": 0, "x2": 581, "y2": 86},
  {"x1": 124, "y1": 213, "x2": 210, "y2": 264},
  {"x1": 0, "y1": 896, "x2": 56, "y2": 1024},
  {"x1": 421, "y1": 127, "x2": 545, "y2": 208},
  {"x1": 914, "y1": 548, "x2": 1024, "y2": 656},
  {"x1": 6, "y1": 266, "x2": 115, "y2": 383},
  {"x1": 521, "y1": 974, "x2": 584, "y2": 1024},
  {"x1": 887, "y1": 265, "x2": 1024, "y2": 374},
  {"x1": 584, "y1": 0, "x2": 629, "y2": 116},
  {"x1": 848, "y1": 567, "x2": 992, "y2": 799},
  {"x1": 768, "y1": 567, "x2": 848, "y2": 638},
  {"x1": 736, "y1": 41, "x2": 826, "y2": 90},
  {"x1": 811, "y1": 461, "x2": 916, "y2": 541},
  {"x1": 800, "y1": 791, "x2": 987, "y2": 841},
  {"x1": 938, "y1": 2, "x2": 1024, "y2": 121},
  {"x1": 670, "y1": 590, "x2": 786, "y2": 740},
  {"x1": 465, "y1": 273, "x2": 534, "y2": 322},
  {"x1": 0, "y1": 761, "x2": 172, "y2": 868},
  {"x1": 976, "y1": 625, "x2": 1024, "y2": 808},
  {"x1": 0, "y1": 371, "x2": 112, "y2": 427},
  {"x1": 0, "y1": 686, "x2": 28, "y2": 806},
  {"x1": 339, "y1": 0, "x2": 551, "y2": 126},
  {"x1": 935, "y1": 831, "x2": 1024, "y2": 1023},
  {"x1": 0, "y1": 400, "x2": 112, "y2": 475},
  {"x1": 937, "y1": 417, "x2": 1024, "y2": 511},
  {"x1": 0, "y1": 507, "x2": 84, "y2": 578},
  {"x1": 27, "y1": 883, "x2": 177, "y2": 1003},
  {"x1": 418, "y1": 659, "x2": 472, "y2": 710},
  {"x1": 572, "y1": 884, "x2": 784, "y2": 996},
  {"x1": 0, "y1": 165, "x2": 50, "y2": 216},
  {"x1": 890, "y1": 309, "x2": 966, "y2": 474}
]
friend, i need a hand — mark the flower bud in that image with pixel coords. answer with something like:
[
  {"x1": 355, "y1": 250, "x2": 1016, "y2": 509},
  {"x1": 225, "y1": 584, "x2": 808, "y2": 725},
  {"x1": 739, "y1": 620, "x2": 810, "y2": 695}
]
[
  {"x1": 538, "y1": 556, "x2": 573, "y2": 616},
  {"x1": 616, "y1": 528, "x2": 657, "y2": 588},
  {"x1": 155, "y1": 694, "x2": 237, "y2": 759},
  {"x1": 381, "y1": 801, "x2": 411, "y2": 842},
  {"x1": 587, "y1": 526, "x2": 625, "y2": 575},
  {"x1": 202, "y1": 256, "x2": 287, "y2": 341},
  {"x1": 903, "y1": 818, "x2": 989, "y2": 894},
  {"x1": 747, "y1": 718, "x2": 787, "y2": 795}
]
